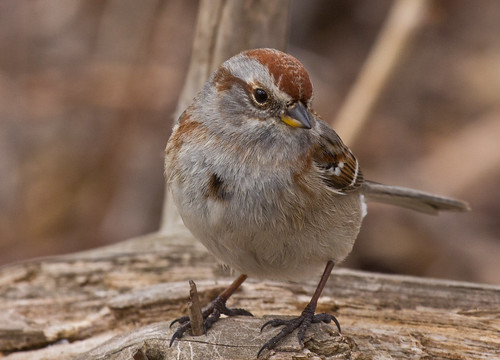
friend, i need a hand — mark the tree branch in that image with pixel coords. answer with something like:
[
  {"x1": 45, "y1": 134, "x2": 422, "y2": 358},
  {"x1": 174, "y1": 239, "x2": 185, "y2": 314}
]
[{"x1": 333, "y1": 0, "x2": 430, "y2": 145}]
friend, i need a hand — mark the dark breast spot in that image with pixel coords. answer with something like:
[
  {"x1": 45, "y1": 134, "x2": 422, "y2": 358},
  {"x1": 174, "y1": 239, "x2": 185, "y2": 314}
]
[{"x1": 206, "y1": 173, "x2": 231, "y2": 201}]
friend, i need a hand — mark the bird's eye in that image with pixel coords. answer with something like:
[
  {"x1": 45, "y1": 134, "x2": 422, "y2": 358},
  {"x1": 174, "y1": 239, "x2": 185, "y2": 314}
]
[{"x1": 253, "y1": 88, "x2": 269, "y2": 104}]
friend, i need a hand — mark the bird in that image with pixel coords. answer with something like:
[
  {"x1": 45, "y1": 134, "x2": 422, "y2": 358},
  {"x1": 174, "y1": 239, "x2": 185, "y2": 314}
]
[{"x1": 164, "y1": 48, "x2": 469, "y2": 357}]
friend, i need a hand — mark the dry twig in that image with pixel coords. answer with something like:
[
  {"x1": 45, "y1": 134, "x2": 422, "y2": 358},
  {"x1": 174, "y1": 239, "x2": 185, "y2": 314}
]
[{"x1": 333, "y1": 0, "x2": 431, "y2": 145}]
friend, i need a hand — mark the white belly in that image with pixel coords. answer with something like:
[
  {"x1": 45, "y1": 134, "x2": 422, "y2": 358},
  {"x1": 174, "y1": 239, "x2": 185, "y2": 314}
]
[{"x1": 170, "y1": 179, "x2": 364, "y2": 281}]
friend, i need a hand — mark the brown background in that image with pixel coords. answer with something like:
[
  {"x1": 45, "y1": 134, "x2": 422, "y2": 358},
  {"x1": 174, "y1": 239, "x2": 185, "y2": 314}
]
[{"x1": 1, "y1": 0, "x2": 499, "y2": 284}]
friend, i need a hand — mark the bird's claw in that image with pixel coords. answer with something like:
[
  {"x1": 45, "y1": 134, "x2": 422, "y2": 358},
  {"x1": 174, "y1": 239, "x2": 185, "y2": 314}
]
[
  {"x1": 169, "y1": 296, "x2": 253, "y2": 346},
  {"x1": 257, "y1": 309, "x2": 341, "y2": 358}
]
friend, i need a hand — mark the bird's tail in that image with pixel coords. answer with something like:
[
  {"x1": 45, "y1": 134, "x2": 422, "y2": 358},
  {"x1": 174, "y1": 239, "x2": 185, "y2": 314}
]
[{"x1": 361, "y1": 181, "x2": 470, "y2": 215}]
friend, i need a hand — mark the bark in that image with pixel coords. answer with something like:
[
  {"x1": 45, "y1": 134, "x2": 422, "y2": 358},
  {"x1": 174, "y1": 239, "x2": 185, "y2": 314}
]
[{"x1": 1, "y1": 233, "x2": 499, "y2": 359}]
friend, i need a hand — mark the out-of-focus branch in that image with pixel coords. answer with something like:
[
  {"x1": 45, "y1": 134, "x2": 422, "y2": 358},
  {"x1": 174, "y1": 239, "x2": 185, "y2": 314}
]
[
  {"x1": 412, "y1": 110, "x2": 500, "y2": 195},
  {"x1": 332, "y1": 0, "x2": 431, "y2": 145},
  {"x1": 161, "y1": 0, "x2": 290, "y2": 233}
]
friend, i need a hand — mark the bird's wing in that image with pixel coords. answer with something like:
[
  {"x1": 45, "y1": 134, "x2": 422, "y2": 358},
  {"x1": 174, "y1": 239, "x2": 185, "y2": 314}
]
[{"x1": 313, "y1": 120, "x2": 364, "y2": 194}]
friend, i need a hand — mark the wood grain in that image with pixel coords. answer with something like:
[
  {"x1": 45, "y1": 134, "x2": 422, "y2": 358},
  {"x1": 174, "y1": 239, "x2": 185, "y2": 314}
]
[{"x1": 1, "y1": 232, "x2": 498, "y2": 359}]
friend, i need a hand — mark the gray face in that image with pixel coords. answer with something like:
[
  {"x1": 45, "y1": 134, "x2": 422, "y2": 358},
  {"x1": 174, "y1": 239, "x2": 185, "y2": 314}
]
[{"x1": 192, "y1": 51, "x2": 316, "y2": 153}]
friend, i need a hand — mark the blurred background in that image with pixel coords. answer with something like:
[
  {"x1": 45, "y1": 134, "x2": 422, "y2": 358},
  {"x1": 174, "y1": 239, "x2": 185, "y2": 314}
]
[{"x1": 1, "y1": 0, "x2": 499, "y2": 284}]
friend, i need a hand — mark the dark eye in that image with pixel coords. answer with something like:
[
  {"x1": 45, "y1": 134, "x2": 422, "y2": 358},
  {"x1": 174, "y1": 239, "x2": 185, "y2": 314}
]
[{"x1": 253, "y1": 88, "x2": 268, "y2": 104}]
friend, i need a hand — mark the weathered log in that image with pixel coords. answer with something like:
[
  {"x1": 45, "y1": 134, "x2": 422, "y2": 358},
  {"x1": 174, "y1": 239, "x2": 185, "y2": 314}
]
[{"x1": 0, "y1": 232, "x2": 499, "y2": 359}]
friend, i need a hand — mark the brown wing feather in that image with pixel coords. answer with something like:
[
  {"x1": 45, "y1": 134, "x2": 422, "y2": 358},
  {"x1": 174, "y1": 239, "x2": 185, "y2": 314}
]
[{"x1": 313, "y1": 120, "x2": 363, "y2": 194}]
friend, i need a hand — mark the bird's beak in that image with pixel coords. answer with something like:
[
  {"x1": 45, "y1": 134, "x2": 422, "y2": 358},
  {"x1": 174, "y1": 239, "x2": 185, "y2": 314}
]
[{"x1": 280, "y1": 102, "x2": 312, "y2": 129}]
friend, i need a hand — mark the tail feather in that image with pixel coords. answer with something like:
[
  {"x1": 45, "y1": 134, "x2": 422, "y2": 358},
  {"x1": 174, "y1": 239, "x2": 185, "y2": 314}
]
[{"x1": 362, "y1": 181, "x2": 470, "y2": 215}]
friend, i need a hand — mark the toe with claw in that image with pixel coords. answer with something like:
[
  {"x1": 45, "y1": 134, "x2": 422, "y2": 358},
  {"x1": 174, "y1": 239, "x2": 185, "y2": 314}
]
[
  {"x1": 257, "y1": 303, "x2": 341, "y2": 358},
  {"x1": 169, "y1": 294, "x2": 253, "y2": 346}
]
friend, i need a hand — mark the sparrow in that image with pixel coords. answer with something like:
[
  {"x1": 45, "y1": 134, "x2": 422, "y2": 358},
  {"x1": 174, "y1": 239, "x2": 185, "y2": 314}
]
[{"x1": 164, "y1": 48, "x2": 469, "y2": 357}]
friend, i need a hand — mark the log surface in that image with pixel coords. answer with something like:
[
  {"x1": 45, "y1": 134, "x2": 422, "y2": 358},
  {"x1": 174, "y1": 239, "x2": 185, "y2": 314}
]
[{"x1": 0, "y1": 232, "x2": 499, "y2": 359}]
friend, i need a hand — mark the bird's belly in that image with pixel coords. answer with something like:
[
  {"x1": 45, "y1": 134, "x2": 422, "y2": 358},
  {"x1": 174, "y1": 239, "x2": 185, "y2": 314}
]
[{"x1": 172, "y1": 180, "x2": 364, "y2": 281}]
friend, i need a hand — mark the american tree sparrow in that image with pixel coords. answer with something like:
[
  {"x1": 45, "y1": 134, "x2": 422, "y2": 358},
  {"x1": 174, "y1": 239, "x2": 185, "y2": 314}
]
[{"x1": 165, "y1": 48, "x2": 469, "y2": 356}]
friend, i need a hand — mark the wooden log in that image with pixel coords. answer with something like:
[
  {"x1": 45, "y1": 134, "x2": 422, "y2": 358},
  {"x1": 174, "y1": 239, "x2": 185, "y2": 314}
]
[{"x1": 0, "y1": 233, "x2": 499, "y2": 359}]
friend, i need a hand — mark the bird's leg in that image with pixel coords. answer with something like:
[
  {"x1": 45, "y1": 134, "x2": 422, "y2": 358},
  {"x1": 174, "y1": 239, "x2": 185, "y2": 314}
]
[
  {"x1": 258, "y1": 260, "x2": 340, "y2": 357},
  {"x1": 169, "y1": 274, "x2": 252, "y2": 346}
]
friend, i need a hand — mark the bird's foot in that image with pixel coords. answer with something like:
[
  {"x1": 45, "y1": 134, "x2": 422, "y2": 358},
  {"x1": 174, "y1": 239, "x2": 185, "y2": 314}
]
[
  {"x1": 169, "y1": 295, "x2": 253, "y2": 346},
  {"x1": 257, "y1": 303, "x2": 341, "y2": 358}
]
